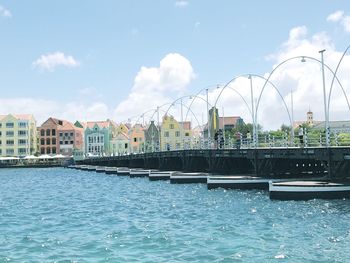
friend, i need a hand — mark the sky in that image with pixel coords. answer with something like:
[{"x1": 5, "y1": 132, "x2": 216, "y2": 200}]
[{"x1": 0, "y1": 0, "x2": 350, "y2": 130}]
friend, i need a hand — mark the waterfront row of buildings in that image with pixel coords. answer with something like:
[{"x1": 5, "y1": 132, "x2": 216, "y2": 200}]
[{"x1": 0, "y1": 112, "x2": 244, "y2": 158}]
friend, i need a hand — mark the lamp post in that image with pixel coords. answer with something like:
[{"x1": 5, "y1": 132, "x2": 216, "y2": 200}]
[
  {"x1": 206, "y1": 88, "x2": 210, "y2": 149},
  {"x1": 157, "y1": 106, "x2": 160, "y2": 151},
  {"x1": 255, "y1": 55, "x2": 346, "y2": 149},
  {"x1": 319, "y1": 49, "x2": 330, "y2": 147},
  {"x1": 248, "y1": 75, "x2": 256, "y2": 148}
]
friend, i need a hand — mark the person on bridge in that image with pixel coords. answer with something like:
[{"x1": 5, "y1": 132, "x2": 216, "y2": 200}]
[
  {"x1": 235, "y1": 132, "x2": 241, "y2": 149},
  {"x1": 298, "y1": 125, "x2": 304, "y2": 147}
]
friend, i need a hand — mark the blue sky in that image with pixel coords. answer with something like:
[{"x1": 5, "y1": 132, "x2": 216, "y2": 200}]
[{"x1": 1, "y1": 1, "x2": 350, "y2": 129}]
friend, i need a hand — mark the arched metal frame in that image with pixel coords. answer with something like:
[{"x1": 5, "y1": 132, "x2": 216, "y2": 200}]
[
  {"x1": 328, "y1": 44, "x2": 350, "y2": 121},
  {"x1": 213, "y1": 73, "x2": 293, "y2": 147},
  {"x1": 163, "y1": 96, "x2": 203, "y2": 131},
  {"x1": 255, "y1": 55, "x2": 349, "y2": 129}
]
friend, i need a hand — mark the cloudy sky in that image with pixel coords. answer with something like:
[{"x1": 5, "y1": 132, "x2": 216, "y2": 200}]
[{"x1": 0, "y1": 1, "x2": 350, "y2": 130}]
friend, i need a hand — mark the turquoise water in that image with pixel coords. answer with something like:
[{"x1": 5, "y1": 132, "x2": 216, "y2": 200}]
[{"x1": 0, "y1": 168, "x2": 350, "y2": 262}]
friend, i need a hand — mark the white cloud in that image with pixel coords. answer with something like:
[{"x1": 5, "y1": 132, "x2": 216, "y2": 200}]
[
  {"x1": 327, "y1": 10, "x2": 344, "y2": 22},
  {"x1": 114, "y1": 53, "x2": 195, "y2": 122},
  {"x1": 249, "y1": 26, "x2": 350, "y2": 130},
  {"x1": 327, "y1": 10, "x2": 350, "y2": 33},
  {"x1": 0, "y1": 5, "x2": 11, "y2": 18},
  {"x1": 175, "y1": 0, "x2": 188, "y2": 8},
  {"x1": 32, "y1": 52, "x2": 80, "y2": 72},
  {"x1": 343, "y1": 16, "x2": 350, "y2": 32}
]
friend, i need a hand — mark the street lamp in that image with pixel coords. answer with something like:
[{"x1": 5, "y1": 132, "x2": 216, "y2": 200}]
[
  {"x1": 319, "y1": 49, "x2": 330, "y2": 146},
  {"x1": 255, "y1": 55, "x2": 348, "y2": 148},
  {"x1": 214, "y1": 74, "x2": 292, "y2": 148}
]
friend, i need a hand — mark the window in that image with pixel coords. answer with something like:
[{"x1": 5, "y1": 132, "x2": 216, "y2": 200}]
[
  {"x1": 125, "y1": 143, "x2": 128, "y2": 149},
  {"x1": 70, "y1": 141, "x2": 73, "y2": 144},
  {"x1": 46, "y1": 138, "x2": 51, "y2": 145},
  {"x1": 19, "y1": 148, "x2": 26, "y2": 154},
  {"x1": 59, "y1": 132, "x2": 63, "y2": 137},
  {"x1": 0, "y1": 140, "x2": 2, "y2": 145},
  {"x1": 41, "y1": 138, "x2": 45, "y2": 145},
  {"x1": 70, "y1": 132, "x2": 73, "y2": 136},
  {"x1": 0, "y1": 149, "x2": 2, "y2": 155},
  {"x1": 175, "y1": 131, "x2": 180, "y2": 137},
  {"x1": 164, "y1": 131, "x2": 169, "y2": 137},
  {"x1": 60, "y1": 141, "x2": 63, "y2": 145},
  {"x1": 52, "y1": 129, "x2": 56, "y2": 136},
  {"x1": 52, "y1": 138, "x2": 56, "y2": 145},
  {"x1": 64, "y1": 133, "x2": 68, "y2": 137},
  {"x1": 19, "y1": 139, "x2": 26, "y2": 145},
  {"x1": 6, "y1": 149, "x2": 14, "y2": 155},
  {"x1": 6, "y1": 131, "x2": 14, "y2": 137},
  {"x1": 19, "y1": 122, "x2": 27, "y2": 128},
  {"x1": 185, "y1": 132, "x2": 190, "y2": 137},
  {"x1": 6, "y1": 122, "x2": 14, "y2": 128},
  {"x1": 170, "y1": 124, "x2": 174, "y2": 129},
  {"x1": 0, "y1": 123, "x2": 2, "y2": 128},
  {"x1": 134, "y1": 138, "x2": 137, "y2": 142},
  {"x1": 101, "y1": 137, "x2": 104, "y2": 143},
  {"x1": 52, "y1": 147, "x2": 56, "y2": 154},
  {"x1": 18, "y1": 130, "x2": 27, "y2": 136},
  {"x1": 46, "y1": 148, "x2": 51, "y2": 154},
  {"x1": 41, "y1": 129, "x2": 45, "y2": 136},
  {"x1": 0, "y1": 131, "x2": 2, "y2": 136},
  {"x1": 46, "y1": 129, "x2": 50, "y2": 136},
  {"x1": 65, "y1": 141, "x2": 68, "y2": 145},
  {"x1": 6, "y1": 140, "x2": 14, "y2": 145},
  {"x1": 41, "y1": 148, "x2": 45, "y2": 154}
]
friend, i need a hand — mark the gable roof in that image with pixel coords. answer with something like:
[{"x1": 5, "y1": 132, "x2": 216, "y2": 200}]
[{"x1": 0, "y1": 114, "x2": 35, "y2": 121}]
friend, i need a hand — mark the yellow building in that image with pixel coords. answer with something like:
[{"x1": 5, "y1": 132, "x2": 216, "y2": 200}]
[
  {"x1": 111, "y1": 123, "x2": 130, "y2": 155},
  {"x1": 0, "y1": 114, "x2": 37, "y2": 157},
  {"x1": 160, "y1": 115, "x2": 192, "y2": 151}
]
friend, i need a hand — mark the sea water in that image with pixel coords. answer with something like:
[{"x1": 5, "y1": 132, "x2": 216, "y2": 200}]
[{"x1": 0, "y1": 168, "x2": 349, "y2": 262}]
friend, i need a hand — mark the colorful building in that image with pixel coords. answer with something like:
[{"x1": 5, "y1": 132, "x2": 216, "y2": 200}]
[
  {"x1": 111, "y1": 123, "x2": 130, "y2": 155},
  {"x1": 58, "y1": 121, "x2": 84, "y2": 156},
  {"x1": 128, "y1": 124, "x2": 145, "y2": 153},
  {"x1": 0, "y1": 114, "x2": 37, "y2": 157},
  {"x1": 160, "y1": 115, "x2": 192, "y2": 151},
  {"x1": 84, "y1": 120, "x2": 116, "y2": 156},
  {"x1": 144, "y1": 121, "x2": 159, "y2": 152},
  {"x1": 38, "y1": 118, "x2": 84, "y2": 156}
]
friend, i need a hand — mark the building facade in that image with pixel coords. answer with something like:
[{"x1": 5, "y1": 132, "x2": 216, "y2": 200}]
[
  {"x1": 84, "y1": 120, "x2": 116, "y2": 156},
  {"x1": 58, "y1": 121, "x2": 84, "y2": 156},
  {"x1": 144, "y1": 121, "x2": 159, "y2": 152},
  {"x1": 160, "y1": 115, "x2": 192, "y2": 151},
  {"x1": 38, "y1": 118, "x2": 62, "y2": 155},
  {"x1": 128, "y1": 124, "x2": 145, "y2": 153},
  {"x1": 0, "y1": 114, "x2": 37, "y2": 157}
]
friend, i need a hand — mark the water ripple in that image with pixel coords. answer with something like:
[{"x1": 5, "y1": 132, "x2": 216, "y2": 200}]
[{"x1": 0, "y1": 168, "x2": 350, "y2": 262}]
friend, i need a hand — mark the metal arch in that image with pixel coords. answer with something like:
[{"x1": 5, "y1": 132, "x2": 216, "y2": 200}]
[
  {"x1": 163, "y1": 95, "x2": 193, "y2": 118},
  {"x1": 163, "y1": 97, "x2": 203, "y2": 132},
  {"x1": 255, "y1": 55, "x2": 349, "y2": 124},
  {"x1": 148, "y1": 102, "x2": 173, "y2": 123},
  {"x1": 213, "y1": 74, "x2": 292, "y2": 127},
  {"x1": 218, "y1": 85, "x2": 253, "y2": 117},
  {"x1": 328, "y1": 44, "x2": 350, "y2": 120},
  {"x1": 134, "y1": 108, "x2": 160, "y2": 125},
  {"x1": 184, "y1": 94, "x2": 214, "y2": 122},
  {"x1": 250, "y1": 73, "x2": 293, "y2": 127}
]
